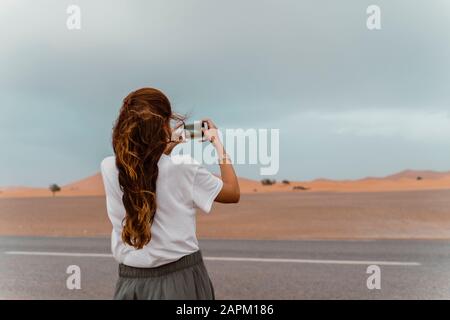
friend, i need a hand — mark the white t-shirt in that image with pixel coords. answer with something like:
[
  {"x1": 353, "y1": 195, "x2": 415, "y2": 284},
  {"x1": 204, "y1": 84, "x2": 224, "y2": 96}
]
[{"x1": 100, "y1": 154, "x2": 223, "y2": 268}]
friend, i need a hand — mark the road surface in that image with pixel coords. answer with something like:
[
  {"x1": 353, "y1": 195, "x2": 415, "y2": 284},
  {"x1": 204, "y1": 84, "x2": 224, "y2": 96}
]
[{"x1": 0, "y1": 236, "x2": 449, "y2": 299}]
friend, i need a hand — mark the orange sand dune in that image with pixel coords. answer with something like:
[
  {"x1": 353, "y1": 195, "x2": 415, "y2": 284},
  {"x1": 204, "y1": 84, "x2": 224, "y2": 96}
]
[
  {"x1": 372, "y1": 169, "x2": 450, "y2": 180},
  {"x1": 301, "y1": 176, "x2": 450, "y2": 192},
  {"x1": 238, "y1": 170, "x2": 450, "y2": 193},
  {"x1": 1, "y1": 170, "x2": 450, "y2": 199},
  {"x1": 63, "y1": 173, "x2": 105, "y2": 196},
  {"x1": 0, "y1": 173, "x2": 104, "y2": 199}
]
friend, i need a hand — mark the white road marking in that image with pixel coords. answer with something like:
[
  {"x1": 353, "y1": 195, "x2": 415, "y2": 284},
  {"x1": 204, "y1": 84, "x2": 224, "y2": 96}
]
[
  {"x1": 3, "y1": 251, "x2": 421, "y2": 266},
  {"x1": 5, "y1": 251, "x2": 112, "y2": 258},
  {"x1": 204, "y1": 256, "x2": 421, "y2": 266}
]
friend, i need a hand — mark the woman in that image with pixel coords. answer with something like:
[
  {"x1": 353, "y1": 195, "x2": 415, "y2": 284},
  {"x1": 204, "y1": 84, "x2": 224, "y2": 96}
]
[{"x1": 100, "y1": 87, "x2": 240, "y2": 300}]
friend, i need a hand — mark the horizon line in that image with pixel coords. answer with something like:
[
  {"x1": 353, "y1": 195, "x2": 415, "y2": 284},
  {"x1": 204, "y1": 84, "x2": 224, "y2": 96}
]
[{"x1": 2, "y1": 168, "x2": 450, "y2": 190}]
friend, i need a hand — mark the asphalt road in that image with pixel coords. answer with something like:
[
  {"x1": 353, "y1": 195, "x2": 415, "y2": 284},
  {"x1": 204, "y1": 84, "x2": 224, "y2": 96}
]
[{"x1": 0, "y1": 236, "x2": 449, "y2": 299}]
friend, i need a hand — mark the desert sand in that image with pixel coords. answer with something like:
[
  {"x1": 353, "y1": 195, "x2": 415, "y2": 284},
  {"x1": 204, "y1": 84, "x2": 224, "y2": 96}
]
[
  {"x1": 1, "y1": 190, "x2": 450, "y2": 240},
  {"x1": 1, "y1": 170, "x2": 449, "y2": 199},
  {"x1": 1, "y1": 169, "x2": 449, "y2": 240}
]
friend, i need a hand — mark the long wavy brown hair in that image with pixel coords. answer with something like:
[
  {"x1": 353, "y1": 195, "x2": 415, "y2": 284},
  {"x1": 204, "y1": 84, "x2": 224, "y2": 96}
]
[{"x1": 112, "y1": 88, "x2": 183, "y2": 249}]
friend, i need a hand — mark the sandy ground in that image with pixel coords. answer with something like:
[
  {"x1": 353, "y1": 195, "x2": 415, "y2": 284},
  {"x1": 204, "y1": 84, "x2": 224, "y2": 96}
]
[
  {"x1": 1, "y1": 190, "x2": 450, "y2": 239},
  {"x1": 1, "y1": 170, "x2": 450, "y2": 198}
]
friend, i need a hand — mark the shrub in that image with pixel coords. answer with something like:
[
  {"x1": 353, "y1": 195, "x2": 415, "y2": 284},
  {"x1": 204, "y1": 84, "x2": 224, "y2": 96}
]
[
  {"x1": 293, "y1": 186, "x2": 309, "y2": 191},
  {"x1": 261, "y1": 179, "x2": 276, "y2": 186},
  {"x1": 49, "y1": 183, "x2": 61, "y2": 197}
]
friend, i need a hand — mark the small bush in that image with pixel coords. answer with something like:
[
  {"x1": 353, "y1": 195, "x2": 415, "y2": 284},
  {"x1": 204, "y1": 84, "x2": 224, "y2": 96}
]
[
  {"x1": 261, "y1": 179, "x2": 276, "y2": 186},
  {"x1": 49, "y1": 183, "x2": 61, "y2": 197},
  {"x1": 282, "y1": 180, "x2": 290, "y2": 185},
  {"x1": 293, "y1": 186, "x2": 309, "y2": 191}
]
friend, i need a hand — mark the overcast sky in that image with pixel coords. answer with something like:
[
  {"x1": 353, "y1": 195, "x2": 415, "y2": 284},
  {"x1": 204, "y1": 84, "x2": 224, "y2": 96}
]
[{"x1": 1, "y1": 0, "x2": 450, "y2": 186}]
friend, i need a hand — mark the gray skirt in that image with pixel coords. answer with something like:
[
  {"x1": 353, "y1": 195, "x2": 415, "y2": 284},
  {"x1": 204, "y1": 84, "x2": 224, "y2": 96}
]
[{"x1": 114, "y1": 250, "x2": 215, "y2": 300}]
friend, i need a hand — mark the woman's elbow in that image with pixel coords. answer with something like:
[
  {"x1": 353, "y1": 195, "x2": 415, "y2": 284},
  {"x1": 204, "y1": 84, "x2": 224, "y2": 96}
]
[
  {"x1": 224, "y1": 189, "x2": 240, "y2": 203},
  {"x1": 217, "y1": 182, "x2": 240, "y2": 203}
]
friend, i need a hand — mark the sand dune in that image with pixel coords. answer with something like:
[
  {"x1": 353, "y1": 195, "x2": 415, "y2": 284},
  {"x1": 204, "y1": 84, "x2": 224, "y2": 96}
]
[
  {"x1": 63, "y1": 173, "x2": 105, "y2": 196},
  {"x1": 0, "y1": 173, "x2": 104, "y2": 198},
  {"x1": 1, "y1": 169, "x2": 449, "y2": 199},
  {"x1": 373, "y1": 169, "x2": 450, "y2": 180}
]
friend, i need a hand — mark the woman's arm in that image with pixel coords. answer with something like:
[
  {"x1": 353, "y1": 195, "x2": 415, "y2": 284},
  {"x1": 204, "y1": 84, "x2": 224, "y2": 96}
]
[{"x1": 202, "y1": 119, "x2": 240, "y2": 203}]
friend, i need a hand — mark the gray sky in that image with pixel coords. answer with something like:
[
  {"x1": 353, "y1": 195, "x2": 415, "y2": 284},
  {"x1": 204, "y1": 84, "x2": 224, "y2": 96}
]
[{"x1": 1, "y1": 0, "x2": 450, "y2": 186}]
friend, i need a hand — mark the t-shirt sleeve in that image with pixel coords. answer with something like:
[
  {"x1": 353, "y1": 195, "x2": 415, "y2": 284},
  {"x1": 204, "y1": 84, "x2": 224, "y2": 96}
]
[{"x1": 192, "y1": 165, "x2": 223, "y2": 213}]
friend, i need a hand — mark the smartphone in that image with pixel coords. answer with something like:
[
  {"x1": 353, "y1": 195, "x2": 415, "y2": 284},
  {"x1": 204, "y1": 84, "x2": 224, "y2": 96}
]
[
  {"x1": 184, "y1": 120, "x2": 209, "y2": 140},
  {"x1": 172, "y1": 120, "x2": 209, "y2": 141}
]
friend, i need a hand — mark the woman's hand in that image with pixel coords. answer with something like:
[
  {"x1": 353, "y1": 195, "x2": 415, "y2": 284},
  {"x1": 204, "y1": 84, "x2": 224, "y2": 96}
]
[
  {"x1": 201, "y1": 118, "x2": 222, "y2": 147},
  {"x1": 165, "y1": 121, "x2": 185, "y2": 154}
]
